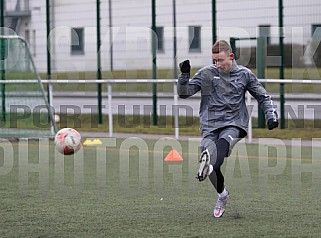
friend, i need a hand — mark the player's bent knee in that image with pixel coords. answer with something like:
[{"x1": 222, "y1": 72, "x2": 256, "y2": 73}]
[{"x1": 211, "y1": 138, "x2": 230, "y2": 170}]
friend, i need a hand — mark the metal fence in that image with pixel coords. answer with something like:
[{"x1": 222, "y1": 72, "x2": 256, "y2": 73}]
[
  {"x1": 2, "y1": 1, "x2": 321, "y2": 71},
  {"x1": 1, "y1": 78, "x2": 321, "y2": 142}
]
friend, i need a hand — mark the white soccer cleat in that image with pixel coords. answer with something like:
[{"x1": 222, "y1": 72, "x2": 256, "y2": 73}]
[
  {"x1": 196, "y1": 149, "x2": 210, "y2": 181},
  {"x1": 213, "y1": 191, "x2": 229, "y2": 218}
]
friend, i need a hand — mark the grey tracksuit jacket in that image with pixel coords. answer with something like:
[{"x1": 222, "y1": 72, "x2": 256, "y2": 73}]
[{"x1": 177, "y1": 60, "x2": 277, "y2": 138}]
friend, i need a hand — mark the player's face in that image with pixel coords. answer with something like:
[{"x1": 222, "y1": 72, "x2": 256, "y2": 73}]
[{"x1": 213, "y1": 51, "x2": 234, "y2": 73}]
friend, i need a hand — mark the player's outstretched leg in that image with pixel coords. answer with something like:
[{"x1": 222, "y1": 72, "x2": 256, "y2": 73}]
[{"x1": 196, "y1": 149, "x2": 213, "y2": 181}]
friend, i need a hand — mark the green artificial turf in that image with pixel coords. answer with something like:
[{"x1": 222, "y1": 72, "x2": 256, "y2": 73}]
[{"x1": 1, "y1": 138, "x2": 321, "y2": 237}]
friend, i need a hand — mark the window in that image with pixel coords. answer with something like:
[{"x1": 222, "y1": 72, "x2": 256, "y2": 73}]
[
  {"x1": 71, "y1": 28, "x2": 84, "y2": 55},
  {"x1": 312, "y1": 24, "x2": 321, "y2": 38},
  {"x1": 189, "y1": 26, "x2": 201, "y2": 52},
  {"x1": 156, "y1": 26, "x2": 164, "y2": 52},
  {"x1": 311, "y1": 24, "x2": 321, "y2": 65},
  {"x1": 258, "y1": 25, "x2": 271, "y2": 45}
]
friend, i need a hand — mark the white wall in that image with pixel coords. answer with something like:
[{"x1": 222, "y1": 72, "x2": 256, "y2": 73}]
[{"x1": 14, "y1": 0, "x2": 321, "y2": 73}]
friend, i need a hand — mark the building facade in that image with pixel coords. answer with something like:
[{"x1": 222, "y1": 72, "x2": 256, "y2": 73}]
[{"x1": 3, "y1": 0, "x2": 321, "y2": 73}]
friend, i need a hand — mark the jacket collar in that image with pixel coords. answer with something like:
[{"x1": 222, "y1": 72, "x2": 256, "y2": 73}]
[{"x1": 230, "y1": 60, "x2": 238, "y2": 72}]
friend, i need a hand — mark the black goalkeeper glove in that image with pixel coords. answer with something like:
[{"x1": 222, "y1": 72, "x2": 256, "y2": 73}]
[
  {"x1": 179, "y1": 60, "x2": 191, "y2": 74},
  {"x1": 267, "y1": 118, "x2": 279, "y2": 130}
]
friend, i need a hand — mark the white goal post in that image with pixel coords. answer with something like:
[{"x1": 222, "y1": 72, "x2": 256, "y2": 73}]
[{"x1": 0, "y1": 35, "x2": 57, "y2": 137}]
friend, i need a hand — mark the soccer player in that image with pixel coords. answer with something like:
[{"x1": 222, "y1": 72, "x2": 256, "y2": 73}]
[{"x1": 177, "y1": 40, "x2": 278, "y2": 218}]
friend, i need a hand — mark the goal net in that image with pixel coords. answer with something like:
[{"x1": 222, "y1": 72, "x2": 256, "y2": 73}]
[{"x1": 0, "y1": 35, "x2": 57, "y2": 138}]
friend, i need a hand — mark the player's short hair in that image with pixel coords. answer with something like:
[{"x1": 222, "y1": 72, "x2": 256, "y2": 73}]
[{"x1": 212, "y1": 40, "x2": 232, "y2": 54}]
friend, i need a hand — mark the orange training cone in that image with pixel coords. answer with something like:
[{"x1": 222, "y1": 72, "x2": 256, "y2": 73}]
[{"x1": 164, "y1": 150, "x2": 183, "y2": 162}]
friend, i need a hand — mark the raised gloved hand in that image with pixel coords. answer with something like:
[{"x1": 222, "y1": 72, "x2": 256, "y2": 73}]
[
  {"x1": 267, "y1": 118, "x2": 279, "y2": 130},
  {"x1": 179, "y1": 60, "x2": 191, "y2": 74}
]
